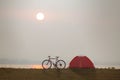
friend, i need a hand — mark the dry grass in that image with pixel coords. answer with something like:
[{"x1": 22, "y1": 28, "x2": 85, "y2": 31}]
[{"x1": 0, "y1": 68, "x2": 120, "y2": 80}]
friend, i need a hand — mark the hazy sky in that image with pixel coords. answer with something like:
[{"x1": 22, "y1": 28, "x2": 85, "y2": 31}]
[{"x1": 0, "y1": 0, "x2": 120, "y2": 66}]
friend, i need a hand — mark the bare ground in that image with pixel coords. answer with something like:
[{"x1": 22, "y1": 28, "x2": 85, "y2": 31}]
[{"x1": 0, "y1": 68, "x2": 120, "y2": 80}]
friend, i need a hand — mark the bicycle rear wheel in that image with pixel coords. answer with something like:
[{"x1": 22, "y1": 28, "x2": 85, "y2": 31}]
[
  {"x1": 56, "y1": 60, "x2": 66, "y2": 69},
  {"x1": 42, "y1": 60, "x2": 52, "y2": 69}
]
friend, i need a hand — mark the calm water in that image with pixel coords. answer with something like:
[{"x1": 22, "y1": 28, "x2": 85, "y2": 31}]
[
  {"x1": 0, "y1": 64, "x2": 43, "y2": 69},
  {"x1": 0, "y1": 64, "x2": 119, "y2": 69}
]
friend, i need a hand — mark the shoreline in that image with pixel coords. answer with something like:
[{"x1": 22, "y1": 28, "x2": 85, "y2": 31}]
[{"x1": 0, "y1": 64, "x2": 119, "y2": 69}]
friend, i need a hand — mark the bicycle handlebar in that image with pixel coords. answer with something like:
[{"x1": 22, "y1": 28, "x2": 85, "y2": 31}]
[{"x1": 48, "y1": 56, "x2": 59, "y2": 59}]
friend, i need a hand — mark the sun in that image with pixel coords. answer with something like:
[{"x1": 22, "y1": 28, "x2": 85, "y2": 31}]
[{"x1": 36, "y1": 12, "x2": 45, "y2": 21}]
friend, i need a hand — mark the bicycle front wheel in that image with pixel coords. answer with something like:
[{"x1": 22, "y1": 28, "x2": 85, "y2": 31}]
[
  {"x1": 56, "y1": 60, "x2": 66, "y2": 69},
  {"x1": 42, "y1": 60, "x2": 52, "y2": 69}
]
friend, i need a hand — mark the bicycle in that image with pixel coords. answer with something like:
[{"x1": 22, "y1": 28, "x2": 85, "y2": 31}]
[{"x1": 42, "y1": 56, "x2": 66, "y2": 69}]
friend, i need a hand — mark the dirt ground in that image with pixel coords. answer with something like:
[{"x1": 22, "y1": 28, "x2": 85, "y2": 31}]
[{"x1": 0, "y1": 68, "x2": 120, "y2": 80}]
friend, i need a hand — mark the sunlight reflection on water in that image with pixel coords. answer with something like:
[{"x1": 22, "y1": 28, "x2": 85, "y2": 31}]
[
  {"x1": 0, "y1": 64, "x2": 119, "y2": 69},
  {"x1": 0, "y1": 64, "x2": 43, "y2": 69}
]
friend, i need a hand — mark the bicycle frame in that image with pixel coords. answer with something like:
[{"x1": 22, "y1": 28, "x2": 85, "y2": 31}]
[
  {"x1": 48, "y1": 56, "x2": 59, "y2": 66},
  {"x1": 42, "y1": 56, "x2": 66, "y2": 69}
]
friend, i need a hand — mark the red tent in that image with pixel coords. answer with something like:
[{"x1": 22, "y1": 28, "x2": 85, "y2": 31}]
[{"x1": 69, "y1": 56, "x2": 95, "y2": 68}]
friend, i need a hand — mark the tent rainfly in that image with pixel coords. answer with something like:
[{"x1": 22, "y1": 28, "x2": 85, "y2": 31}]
[{"x1": 69, "y1": 56, "x2": 95, "y2": 68}]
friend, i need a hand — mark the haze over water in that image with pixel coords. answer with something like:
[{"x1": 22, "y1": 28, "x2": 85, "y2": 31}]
[{"x1": 0, "y1": 64, "x2": 120, "y2": 69}]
